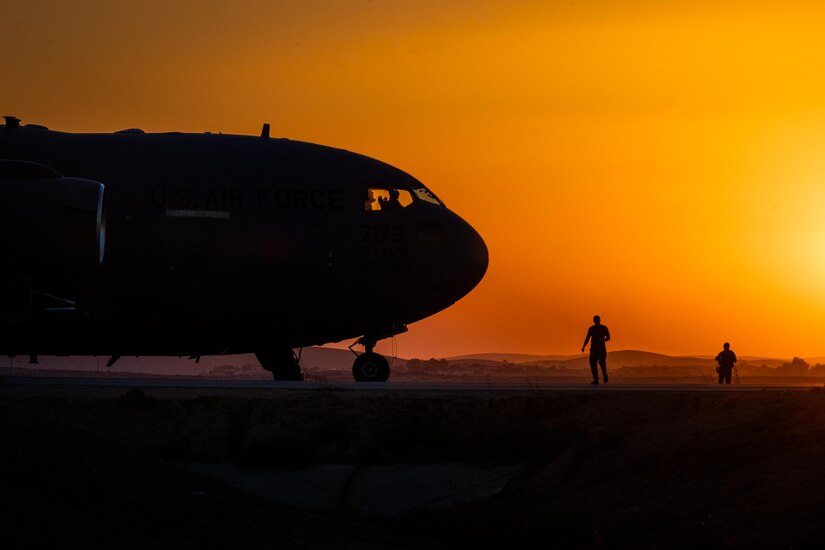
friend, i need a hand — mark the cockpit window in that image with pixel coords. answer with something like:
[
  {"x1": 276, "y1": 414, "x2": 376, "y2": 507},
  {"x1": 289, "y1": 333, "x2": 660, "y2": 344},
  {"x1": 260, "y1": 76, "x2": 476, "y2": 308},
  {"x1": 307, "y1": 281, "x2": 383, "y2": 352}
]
[
  {"x1": 412, "y1": 187, "x2": 443, "y2": 206},
  {"x1": 365, "y1": 187, "x2": 415, "y2": 211}
]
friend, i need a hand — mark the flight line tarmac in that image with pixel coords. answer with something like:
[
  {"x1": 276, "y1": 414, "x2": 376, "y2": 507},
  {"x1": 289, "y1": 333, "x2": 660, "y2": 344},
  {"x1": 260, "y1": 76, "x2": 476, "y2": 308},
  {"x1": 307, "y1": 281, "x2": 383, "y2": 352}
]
[
  {"x1": 4, "y1": 373, "x2": 825, "y2": 548},
  {"x1": 0, "y1": 375, "x2": 819, "y2": 394}
]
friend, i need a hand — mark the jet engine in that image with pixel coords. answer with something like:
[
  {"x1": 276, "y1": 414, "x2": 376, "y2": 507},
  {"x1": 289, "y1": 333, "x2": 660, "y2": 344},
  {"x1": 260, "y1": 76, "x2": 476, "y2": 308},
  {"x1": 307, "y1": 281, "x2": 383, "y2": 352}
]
[{"x1": 0, "y1": 160, "x2": 105, "y2": 294}]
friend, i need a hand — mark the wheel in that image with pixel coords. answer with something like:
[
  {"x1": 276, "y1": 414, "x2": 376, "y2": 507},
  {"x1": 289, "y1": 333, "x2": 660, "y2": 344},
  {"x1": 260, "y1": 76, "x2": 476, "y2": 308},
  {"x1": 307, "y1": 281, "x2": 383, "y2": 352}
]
[
  {"x1": 255, "y1": 349, "x2": 304, "y2": 381},
  {"x1": 352, "y1": 352, "x2": 390, "y2": 382}
]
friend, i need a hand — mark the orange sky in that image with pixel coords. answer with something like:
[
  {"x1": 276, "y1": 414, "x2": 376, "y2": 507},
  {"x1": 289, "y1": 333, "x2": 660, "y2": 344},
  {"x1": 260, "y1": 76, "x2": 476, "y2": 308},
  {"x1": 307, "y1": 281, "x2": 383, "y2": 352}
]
[{"x1": 6, "y1": 1, "x2": 825, "y2": 359}]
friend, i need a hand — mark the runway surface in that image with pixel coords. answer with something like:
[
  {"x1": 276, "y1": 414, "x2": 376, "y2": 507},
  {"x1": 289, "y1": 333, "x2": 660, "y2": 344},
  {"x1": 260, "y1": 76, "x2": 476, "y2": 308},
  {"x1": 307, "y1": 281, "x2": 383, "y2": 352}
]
[
  {"x1": 0, "y1": 375, "x2": 820, "y2": 393},
  {"x1": 4, "y1": 372, "x2": 825, "y2": 548}
]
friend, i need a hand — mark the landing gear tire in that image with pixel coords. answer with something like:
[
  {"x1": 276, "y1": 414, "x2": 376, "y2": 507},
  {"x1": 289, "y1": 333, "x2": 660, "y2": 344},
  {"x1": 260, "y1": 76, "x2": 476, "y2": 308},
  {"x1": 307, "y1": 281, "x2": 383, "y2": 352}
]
[
  {"x1": 352, "y1": 352, "x2": 390, "y2": 382},
  {"x1": 256, "y1": 349, "x2": 304, "y2": 381}
]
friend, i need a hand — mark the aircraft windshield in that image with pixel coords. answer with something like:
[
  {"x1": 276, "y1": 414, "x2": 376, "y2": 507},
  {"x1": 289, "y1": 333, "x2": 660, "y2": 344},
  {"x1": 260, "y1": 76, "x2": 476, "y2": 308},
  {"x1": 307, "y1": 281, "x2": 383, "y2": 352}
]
[
  {"x1": 364, "y1": 185, "x2": 443, "y2": 211},
  {"x1": 365, "y1": 187, "x2": 414, "y2": 211},
  {"x1": 412, "y1": 187, "x2": 443, "y2": 206}
]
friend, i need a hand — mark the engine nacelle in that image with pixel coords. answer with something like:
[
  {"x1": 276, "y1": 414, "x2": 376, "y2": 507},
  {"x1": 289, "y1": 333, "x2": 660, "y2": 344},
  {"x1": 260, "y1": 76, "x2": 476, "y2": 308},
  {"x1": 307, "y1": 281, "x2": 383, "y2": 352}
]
[{"x1": 0, "y1": 160, "x2": 105, "y2": 292}]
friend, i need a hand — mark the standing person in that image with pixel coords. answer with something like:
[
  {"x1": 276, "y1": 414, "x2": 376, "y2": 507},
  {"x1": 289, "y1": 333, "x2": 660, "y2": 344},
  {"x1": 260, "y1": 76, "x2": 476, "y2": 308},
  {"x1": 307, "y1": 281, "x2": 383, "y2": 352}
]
[
  {"x1": 715, "y1": 342, "x2": 737, "y2": 384},
  {"x1": 582, "y1": 315, "x2": 611, "y2": 385}
]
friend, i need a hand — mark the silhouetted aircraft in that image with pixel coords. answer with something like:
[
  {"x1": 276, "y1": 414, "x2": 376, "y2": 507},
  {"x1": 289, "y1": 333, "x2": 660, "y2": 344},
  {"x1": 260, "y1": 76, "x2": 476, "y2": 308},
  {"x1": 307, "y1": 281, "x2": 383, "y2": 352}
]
[{"x1": 0, "y1": 116, "x2": 487, "y2": 381}]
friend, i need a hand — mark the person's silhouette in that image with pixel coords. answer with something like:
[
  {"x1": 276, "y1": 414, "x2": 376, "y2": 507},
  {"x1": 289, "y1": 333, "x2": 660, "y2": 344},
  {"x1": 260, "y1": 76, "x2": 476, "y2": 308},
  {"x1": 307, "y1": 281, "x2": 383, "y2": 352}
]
[
  {"x1": 365, "y1": 190, "x2": 376, "y2": 211},
  {"x1": 715, "y1": 342, "x2": 737, "y2": 384},
  {"x1": 384, "y1": 188, "x2": 401, "y2": 209},
  {"x1": 582, "y1": 315, "x2": 610, "y2": 384}
]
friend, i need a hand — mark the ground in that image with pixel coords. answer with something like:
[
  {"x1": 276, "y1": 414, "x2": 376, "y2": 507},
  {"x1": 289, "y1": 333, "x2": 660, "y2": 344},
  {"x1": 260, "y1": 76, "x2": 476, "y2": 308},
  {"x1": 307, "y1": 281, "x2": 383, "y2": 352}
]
[{"x1": 1, "y1": 380, "x2": 825, "y2": 548}]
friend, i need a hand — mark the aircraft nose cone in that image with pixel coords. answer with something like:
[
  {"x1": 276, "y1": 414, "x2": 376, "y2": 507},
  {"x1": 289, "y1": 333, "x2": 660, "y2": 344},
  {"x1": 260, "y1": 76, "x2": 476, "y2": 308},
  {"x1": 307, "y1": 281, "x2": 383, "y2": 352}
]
[
  {"x1": 460, "y1": 220, "x2": 488, "y2": 290},
  {"x1": 448, "y1": 215, "x2": 488, "y2": 300},
  {"x1": 406, "y1": 210, "x2": 488, "y2": 321}
]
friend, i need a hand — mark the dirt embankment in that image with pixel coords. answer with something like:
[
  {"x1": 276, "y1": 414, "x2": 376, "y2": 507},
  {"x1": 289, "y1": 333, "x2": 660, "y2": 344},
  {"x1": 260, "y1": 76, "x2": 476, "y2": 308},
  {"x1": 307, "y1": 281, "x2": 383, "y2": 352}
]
[{"x1": 3, "y1": 386, "x2": 825, "y2": 548}]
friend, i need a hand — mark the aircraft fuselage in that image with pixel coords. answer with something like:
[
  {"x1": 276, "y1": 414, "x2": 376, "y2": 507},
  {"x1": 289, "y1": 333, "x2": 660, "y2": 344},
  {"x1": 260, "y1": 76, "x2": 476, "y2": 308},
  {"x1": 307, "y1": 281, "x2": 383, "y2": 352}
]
[{"x1": 0, "y1": 120, "x2": 488, "y2": 359}]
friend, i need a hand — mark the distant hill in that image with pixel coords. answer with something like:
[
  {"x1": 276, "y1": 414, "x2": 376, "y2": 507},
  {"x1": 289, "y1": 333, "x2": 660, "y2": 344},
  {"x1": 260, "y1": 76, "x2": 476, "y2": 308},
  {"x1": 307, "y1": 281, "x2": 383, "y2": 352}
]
[
  {"x1": 517, "y1": 350, "x2": 706, "y2": 370},
  {"x1": 5, "y1": 346, "x2": 401, "y2": 377},
  {"x1": 298, "y1": 346, "x2": 408, "y2": 371},
  {"x1": 2, "y1": 347, "x2": 807, "y2": 378},
  {"x1": 453, "y1": 350, "x2": 795, "y2": 369},
  {"x1": 446, "y1": 353, "x2": 573, "y2": 364},
  {"x1": 2, "y1": 354, "x2": 260, "y2": 376}
]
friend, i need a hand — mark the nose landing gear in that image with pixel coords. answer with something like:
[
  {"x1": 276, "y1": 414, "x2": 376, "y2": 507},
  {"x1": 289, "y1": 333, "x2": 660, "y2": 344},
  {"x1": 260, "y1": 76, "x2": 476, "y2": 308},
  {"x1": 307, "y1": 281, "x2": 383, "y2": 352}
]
[
  {"x1": 349, "y1": 325, "x2": 407, "y2": 382},
  {"x1": 352, "y1": 351, "x2": 390, "y2": 382},
  {"x1": 256, "y1": 348, "x2": 304, "y2": 381}
]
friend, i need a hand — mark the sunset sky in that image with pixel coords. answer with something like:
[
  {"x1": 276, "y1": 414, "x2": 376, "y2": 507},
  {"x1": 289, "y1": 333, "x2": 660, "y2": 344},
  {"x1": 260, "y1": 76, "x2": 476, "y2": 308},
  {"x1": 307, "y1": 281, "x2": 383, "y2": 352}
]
[{"x1": 5, "y1": 1, "x2": 825, "y2": 359}]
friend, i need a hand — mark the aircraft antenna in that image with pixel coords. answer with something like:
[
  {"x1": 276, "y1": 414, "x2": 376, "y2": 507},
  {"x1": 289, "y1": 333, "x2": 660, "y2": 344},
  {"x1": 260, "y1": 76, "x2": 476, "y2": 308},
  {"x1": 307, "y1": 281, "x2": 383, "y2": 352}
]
[{"x1": 260, "y1": 123, "x2": 270, "y2": 139}]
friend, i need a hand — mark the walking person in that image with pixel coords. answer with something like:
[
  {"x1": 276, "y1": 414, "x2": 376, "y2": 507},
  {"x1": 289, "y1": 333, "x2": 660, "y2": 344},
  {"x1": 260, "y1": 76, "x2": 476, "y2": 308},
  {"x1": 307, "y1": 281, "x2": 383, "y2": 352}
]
[
  {"x1": 715, "y1": 342, "x2": 737, "y2": 384},
  {"x1": 582, "y1": 315, "x2": 610, "y2": 384}
]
